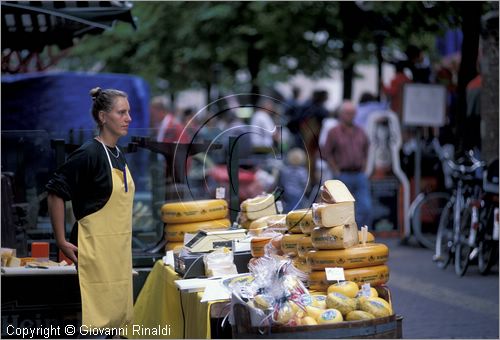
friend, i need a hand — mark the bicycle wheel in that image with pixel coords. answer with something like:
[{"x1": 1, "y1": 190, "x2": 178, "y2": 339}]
[
  {"x1": 455, "y1": 206, "x2": 472, "y2": 277},
  {"x1": 434, "y1": 201, "x2": 454, "y2": 269},
  {"x1": 412, "y1": 192, "x2": 451, "y2": 249},
  {"x1": 478, "y1": 205, "x2": 499, "y2": 275}
]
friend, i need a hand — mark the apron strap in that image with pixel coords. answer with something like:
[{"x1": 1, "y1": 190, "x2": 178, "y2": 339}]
[{"x1": 98, "y1": 140, "x2": 114, "y2": 169}]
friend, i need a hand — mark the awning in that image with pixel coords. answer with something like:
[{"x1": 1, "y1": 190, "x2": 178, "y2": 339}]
[{"x1": 1, "y1": 1, "x2": 136, "y2": 52}]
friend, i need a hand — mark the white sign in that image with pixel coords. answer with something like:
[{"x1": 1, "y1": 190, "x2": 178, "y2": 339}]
[
  {"x1": 402, "y1": 83, "x2": 447, "y2": 127},
  {"x1": 325, "y1": 267, "x2": 345, "y2": 281}
]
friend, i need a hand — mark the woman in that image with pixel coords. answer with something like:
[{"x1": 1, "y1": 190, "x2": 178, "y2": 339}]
[{"x1": 46, "y1": 87, "x2": 135, "y2": 329}]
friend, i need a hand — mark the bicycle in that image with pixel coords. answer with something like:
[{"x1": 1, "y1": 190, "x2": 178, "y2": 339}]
[
  {"x1": 433, "y1": 150, "x2": 485, "y2": 276},
  {"x1": 408, "y1": 138, "x2": 453, "y2": 249}
]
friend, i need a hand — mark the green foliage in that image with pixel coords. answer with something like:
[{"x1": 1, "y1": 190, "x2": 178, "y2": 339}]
[{"x1": 61, "y1": 1, "x2": 491, "y2": 98}]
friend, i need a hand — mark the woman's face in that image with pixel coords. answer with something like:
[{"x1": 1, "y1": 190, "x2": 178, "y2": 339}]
[{"x1": 102, "y1": 97, "x2": 132, "y2": 137}]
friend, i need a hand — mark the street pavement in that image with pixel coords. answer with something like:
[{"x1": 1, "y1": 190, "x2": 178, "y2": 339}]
[{"x1": 381, "y1": 236, "x2": 499, "y2": 339}]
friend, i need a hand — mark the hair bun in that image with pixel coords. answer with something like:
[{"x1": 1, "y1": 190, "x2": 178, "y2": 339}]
[{"x1": 90, "y1": 87, "x2": 102, "y2": 100}]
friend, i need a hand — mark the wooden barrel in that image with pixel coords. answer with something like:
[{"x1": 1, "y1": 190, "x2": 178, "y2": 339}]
[{"x1": 232, "y1": 305, "x2": 402, "y2": 339}]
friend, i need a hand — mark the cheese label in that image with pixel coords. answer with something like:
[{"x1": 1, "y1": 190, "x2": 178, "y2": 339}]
[{"x1": 325, "y1": 267, "x2": 345, "y2": 281}]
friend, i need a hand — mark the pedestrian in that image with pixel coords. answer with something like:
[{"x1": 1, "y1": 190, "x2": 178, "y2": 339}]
[
  {"x1": 250, "y1": 98, "x2": 278, "y2": 153},
  {"x1": 323, "y1": 100, "x2": 372, "y2": 228},
  {"x1": 46, "y1": 87, "x2": 135, "y2": 332},
  {"x1": 151, "y1": 96, "x2": 189, "y2": 143},
  {"x1": 276, "y1": 148, "x2": 309, "y2": 212}
]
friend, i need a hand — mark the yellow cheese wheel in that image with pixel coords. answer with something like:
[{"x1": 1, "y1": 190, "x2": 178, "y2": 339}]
[
  {"x1": 327, "y1": 281, "x2": 359, "y2": 298},
  {"x1": 286, "y1": 209, "x2": 314, "y2": 234},
  {"x1": 312, "y1": 202, "x2": 356, "y2": 228},
  {"x1": 165, "y1": 242, "x2": 183, "y2": 251},
  {"x1": 310, "y1": 224, "x2": 359, "y2": 250},
  {"x1": 306, "y1": 243, "x2": 389, "y2": 270},
  {"x1": 297, "y1": 236, "x2": 315, "y2": 258},
  {"x1": 305, "y1": 305, "x2": 324, "y2": 320},
  {"x1": 248, "y1": 214, "x2": 287, "y2": 230},
  {"x1": 301, "y1": 316, "x2": 318, "y2": 325},
  {"x1": 345, "y1": 310, "x2": 375, "y2": 321},
  {"x1": 358, "y1": 231, "x2": 375, "y2": 243},
  {"x1": 317, "y1": 309, "x2": 343, "y2": 324},
  {"x1": 241, "y1": 194, "x2": 277, "y2": 220},
  {"x1": 250, "y1": 237, "x2": 272, "y2": 257},
  {"x1": 326, "y1": 292, "x2": 357, "y2": 316},
  {"x1": 359, "y1": 297, "x2": 392, "y2": 318},
  {"x1": 164, "y1": 218, "x2": 231, "y2": 242},
  {"x1": 311, "y1": 294, "x2": 327, "y2": 309},
  {"x1": 307, "y1": 265, "x2": 390, "y2": 291},
  {"x1": 161, "y1": 199, "x2": 228, "y2": 223},
  {"x1": 281, "y1": 233, "x2": 306, "y2": 256}
]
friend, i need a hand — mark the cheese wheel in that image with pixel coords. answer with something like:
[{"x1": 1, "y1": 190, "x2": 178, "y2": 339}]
[
  {"x1": 320, "y1": 180, "x2": 356, "y2": 203},
  {"x1": 281, "y1": 233, "x2": 306, "y2": 256},
  {"x1": 345, "y1": 310, "x2": 375, "y2": 321},
  {"x1": 301, "y1": 316, "x2": 318, "y2": 325},
  {"x1": 317, "y1": 309, "x2": 343, "y2": 324},
  {"x1": 250, "y1": 237, "x2": 272, "y2": 257},
  {"x1": 325, "y1": 292, "x2": 357, "y2": 316},
  {"x1": 241, "y1": 194, "x2": 277, "y2": 220},
  {"x1": 164, "y1": 218, "x2": 231, "y2": 241},
  {"x1": 307, "y1": 265, "x2": 390, "y2": 291},
  {"x1": 297, "y1": 236, "x2": 315, "y2": 258},
  {"x1": 327, "y1": 281, "x2": 359, "y2": 298},
  {"x1": 286, "y1": 209, "x2": 314, "y2": 234},
  {"x1": 311, "y1": 294, "x2": 327, "y2": 309},
  {"x1": 359, "y1": 297, "x2": 392, "y2": 318},
  {"x1": 161, "y1": 199, "x2": 228, "y2": 223},
  {"x1": 165, "y1": 242, "x2": 183, "y2": 251},
  {"x1": 248, "y1": 214, "x2": 287, "y2": 230},
  {"x1": 306, "y1": 243, "x2": 389, "y2": 270},
  {"x1": 312, "y1": 202, "x2": 356, "y2": 228},
  {"x1": 310, "y1": 224, "x2": 359, "y2": 250}
]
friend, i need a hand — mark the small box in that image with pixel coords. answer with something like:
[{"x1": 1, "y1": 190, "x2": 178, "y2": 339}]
[{"x1": 31, "y1": 242, "x2": 49, "y2": 260}]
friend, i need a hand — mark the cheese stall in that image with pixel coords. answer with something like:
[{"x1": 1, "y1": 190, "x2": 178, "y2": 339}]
[{"x1": 129, "y1": 179, "x2": 402, "y2": 339}]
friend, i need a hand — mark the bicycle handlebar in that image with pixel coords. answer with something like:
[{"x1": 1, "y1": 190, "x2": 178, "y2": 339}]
[{"x1": 446, "y1": 158, "x2": 485, "y2": 175}]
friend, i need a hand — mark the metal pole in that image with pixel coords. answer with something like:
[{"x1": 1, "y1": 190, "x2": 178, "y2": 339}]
[{"x1": 228, "y1": 137, "x2": 239, "y2": 223}]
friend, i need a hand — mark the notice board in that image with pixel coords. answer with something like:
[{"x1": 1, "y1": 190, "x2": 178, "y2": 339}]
[{"x1": 402, "y1": 83, "x2": 447, "y2": 127}]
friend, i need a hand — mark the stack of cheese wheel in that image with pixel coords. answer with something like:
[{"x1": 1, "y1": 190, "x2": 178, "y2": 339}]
[
  {"x1": 161, "y1": 199, "x2": 230, "y2": 251},
  {"x1": 240, "y1": 194, "x2": 278, "y2": 229},
  {"x1": 304, "y1": 180, "x2": 390, "y2": 291}
]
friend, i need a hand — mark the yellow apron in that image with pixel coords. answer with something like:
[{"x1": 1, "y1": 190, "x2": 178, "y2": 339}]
[{"x1": 77, "y1": 142, "x2": 135, "y2": 328}]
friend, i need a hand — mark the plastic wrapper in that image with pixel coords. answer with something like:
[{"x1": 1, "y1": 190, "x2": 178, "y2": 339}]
[{"x1": 203, "y1": 247, "x2": 237, "y2": 277}]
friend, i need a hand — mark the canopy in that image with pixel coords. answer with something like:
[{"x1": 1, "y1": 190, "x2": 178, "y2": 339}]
[{"x1": 2, "y1": 1, "x2": 136, "y2": 52}]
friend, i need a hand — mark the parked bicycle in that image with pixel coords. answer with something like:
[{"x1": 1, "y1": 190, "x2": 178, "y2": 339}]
[
  {"x1": 408, "y1": 138, "x2": 454, "y2": 249},
  {"x1": 433, "y1": 150, "x2": 486, "y2": 276}
]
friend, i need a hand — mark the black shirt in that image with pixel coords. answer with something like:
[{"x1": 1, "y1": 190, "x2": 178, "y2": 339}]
[{"x1": 46, "y1": 139, "x2": 128, "y2": 221}]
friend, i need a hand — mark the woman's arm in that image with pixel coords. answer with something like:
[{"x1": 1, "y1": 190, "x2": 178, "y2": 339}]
[{"x1": 47, "y1": 193, "x2": 78, "y2": 263}]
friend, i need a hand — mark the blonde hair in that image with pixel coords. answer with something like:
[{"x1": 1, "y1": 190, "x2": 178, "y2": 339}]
[{"x1": 287, "y1": 148, "x2": 306, "y2": 166}]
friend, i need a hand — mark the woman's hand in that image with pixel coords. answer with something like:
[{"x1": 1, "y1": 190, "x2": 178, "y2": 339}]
[{"x1": 57, "y1": 240, "x2": 78, "y2": 264}]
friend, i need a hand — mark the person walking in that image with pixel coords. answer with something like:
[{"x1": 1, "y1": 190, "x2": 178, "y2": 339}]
[
  {"x1": 324, "y1": 100, "x2": 372, "y2": 228},
  {"x1": 46, "y1": 87, "x2": 135, "y2": 332}
]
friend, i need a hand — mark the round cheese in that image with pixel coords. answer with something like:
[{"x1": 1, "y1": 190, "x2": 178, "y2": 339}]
[
  {"x1": 307, "y1": 265, "x2": 390, "y2": 291},
  {"x1": 286, "y1": 209, "x2": 314, "y2": 234},
  {"x1": 164, "y1": 218, "x2": 231, "y2": 242},
  {"x1": 249, "y1": 214, "x2": 287, "y2": 230},
  {"x1": 297, "y1": 236, "x2": 315, "y2": 258},
  {"x1": 345, "y1": 310, "x2": 375, "y2": 321},
  {"x1": 327, "y1": 281, "x2": 359, "y2": 298},
  {"x1": 317, "y1": 309, "x2": 343, "y2": 324},
  {"x1": 281, "y1": 233, "x2": 306, "y2": 256},
  {"x1": 310, "y1": 225, "x2": 346, "y2": 249},
  {"x1": 359, "y1": 297, "x2": 392, "y2": 318},
  {"x1": 306, "y1": 243, "x2": 389, "y2": 270},
  {"x1": 161, "y1": 199, "x2": 228, "y2": 223},
  {"x1": 326, "y1": 292, "x2": 357, "y2": 316}
]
